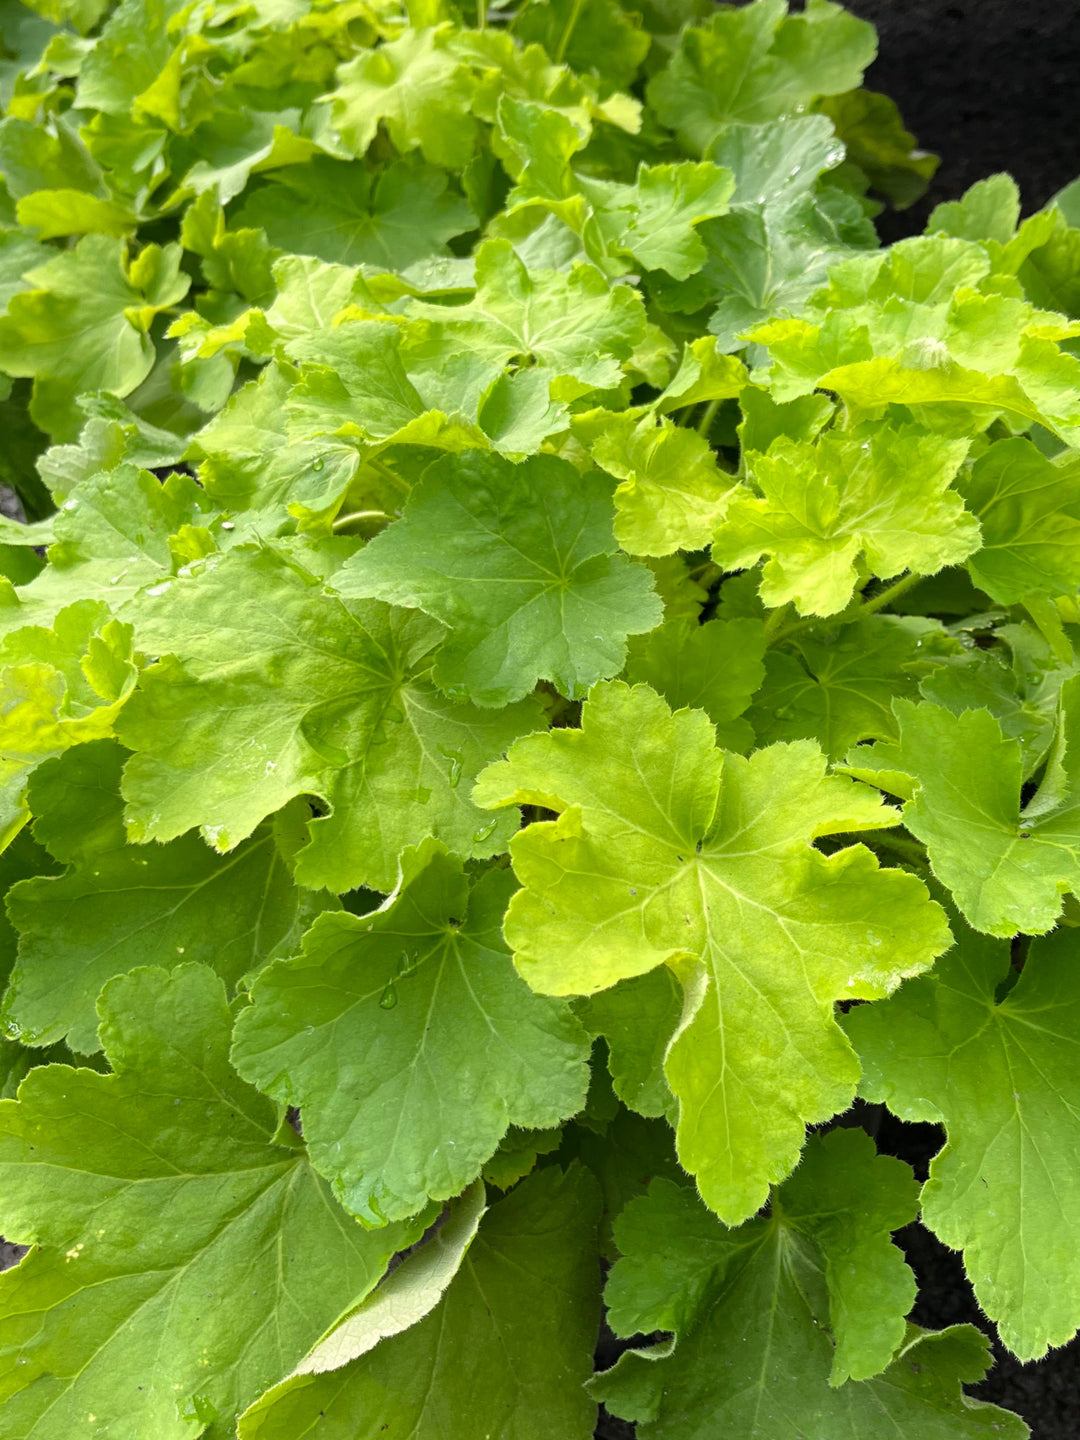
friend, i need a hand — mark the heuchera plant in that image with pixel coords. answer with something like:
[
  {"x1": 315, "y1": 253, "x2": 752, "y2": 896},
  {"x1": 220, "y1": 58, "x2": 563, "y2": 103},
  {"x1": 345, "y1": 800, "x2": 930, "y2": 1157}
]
[{"x1": 0, "y1": 0, "x2": 1078, "y2": 1432}]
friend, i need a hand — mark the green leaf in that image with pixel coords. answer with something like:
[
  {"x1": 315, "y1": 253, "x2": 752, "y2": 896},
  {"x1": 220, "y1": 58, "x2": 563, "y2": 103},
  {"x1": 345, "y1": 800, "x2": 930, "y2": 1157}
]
[
  {"x1": 5, "y1": 462, "x2": 214, "y2": 631},
  {"x1": 286, "y1": 1179, "x2": 487, "y2": 1378},
  {"x1": 405, "y1": 238, "x2": 650, "y2": 399},
  {"x1": 957, "y1": 436, "x2": 1080, "y2": 604},
  {"x1": 714, "y1": 421, "x2": 980, "y2": 615},
  {"x1": 0, "y1": 963, "x2": 423, "y2": 1440},
  {"x1": 237, "y1": 1164, "x2": 602, "y2": 1440},
  {"x1": 0, "y1": 600, "x2": 136, "y2": 848},
  {"x1": 332, "y1": 449, "x2": 662, "y2": 706},
  {"x1": 593, "y1": 1130, "x2": 1025, "y2": 1436},
  {"x1": 844, "y1": 681, "x2": 1080, "y2": 937},
  {"x1": 0, "y1": 235, "x2": 189, "y2": 439},
  {"x1": 817, "y1": 89, "x2": 938, "y2": 209},
  {"x1": 624, "y1": 615, "x2": 766, "y2": 752},
  {"x1": 232, "y1": 840, "x2": 589, "y2": 1224},
  {"x1": 327, "y1": 24, "x2": 479, "y2": 168},
  {"x1": 118, "y1": 543, "x2": 540, "y2": 892},
  {"x1": 847, "y1": 922, "x2": 1080, "y2": 1360},
  {"x1": 6, "y1": 741, "x2": 332, "y2": 1053},
  {"x1": 648, "y1": 0, "x2": 876, "y2": 153},
  {"x1": 580, "y1": 161, "x2": 735, "y2": 281},
  {"x1": 475, "y1": 680, "x2": 950, "y2": 1221},
  {"x1": 575, "y1": 967, "x2": 682, "y2": 1119},
  {"x1": 236, "y1": 158, "x2": 474, "y2": 270},
  {"x1": 749, "y1": 615, "x2": 947, "y2": 758},
  {"x1": 652, "y1": 116, "x2": 874, "y2": 346},
  {"x1": 511, "y1": 0, "x2": 650, "y2": 93}
]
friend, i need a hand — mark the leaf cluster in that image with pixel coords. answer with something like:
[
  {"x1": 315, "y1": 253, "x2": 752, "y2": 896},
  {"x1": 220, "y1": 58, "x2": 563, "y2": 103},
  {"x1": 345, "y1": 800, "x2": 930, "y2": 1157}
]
[{"x1": 0, "y1": 0, "x2": 1076, "y2": 1435}]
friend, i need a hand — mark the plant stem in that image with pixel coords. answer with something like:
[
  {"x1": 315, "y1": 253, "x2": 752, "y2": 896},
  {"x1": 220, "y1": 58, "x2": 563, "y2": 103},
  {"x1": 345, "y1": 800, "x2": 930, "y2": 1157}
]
[
  {"x1": 858, "y1": 569, "x2": 923, "y2": 618},
  {"x1": 332, "y1": 510, "x2": 392, "y2": 531},
  {"x1": 477, "y1": 0, "x2": 486, "y2": 28},
  {"x1": 368, "y1": 456, "x2": 411, "y2": 497},
  {"x1": 553, "y1": 0, "x2": 584, "y2": 61},
  {"x1": 863, "y1": 829, "x2": 930, "y2": 870},
  {"x1": 696, "y1": 398, "x2": 721, "y2": 436},
  {"x1": 765, "y1": 572, "x2": 922, "y2": 649}
]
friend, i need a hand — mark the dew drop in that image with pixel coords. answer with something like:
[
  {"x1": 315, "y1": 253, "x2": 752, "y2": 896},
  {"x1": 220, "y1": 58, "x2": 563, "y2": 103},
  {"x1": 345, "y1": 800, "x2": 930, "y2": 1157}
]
[
  {"x1": 379, "y1": 980, "x2": 398, "y2": 1010},
  {"x1": 439, "y1": 744, "x2": 464, "y2": 788},
  {"x1": 473, "y1": 819, "x2": 498, "y2": 844},
  {"x1": 312, "y1": 456, "x2": 325, "y2": 472}
]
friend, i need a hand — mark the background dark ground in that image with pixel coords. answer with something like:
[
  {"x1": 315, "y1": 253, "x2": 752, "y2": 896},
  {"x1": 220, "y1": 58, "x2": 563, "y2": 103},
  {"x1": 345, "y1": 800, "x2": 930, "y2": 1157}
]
[{"x1": 600, "y1": 2, "x2": 1080, "y2": 1435}]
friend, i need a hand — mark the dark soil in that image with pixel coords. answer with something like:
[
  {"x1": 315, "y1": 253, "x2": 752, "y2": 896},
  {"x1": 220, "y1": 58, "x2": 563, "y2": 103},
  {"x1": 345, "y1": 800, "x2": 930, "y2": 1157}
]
[{"x1": 845, "y1": 0, "x2": 1080, "y2": 237}]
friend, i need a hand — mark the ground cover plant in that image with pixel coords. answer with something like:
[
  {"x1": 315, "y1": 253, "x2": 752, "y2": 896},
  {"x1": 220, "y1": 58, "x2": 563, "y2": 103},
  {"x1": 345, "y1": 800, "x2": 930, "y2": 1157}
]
[{"x1": 0, "y1": 0, "x2": 1079, "y2": 1432}]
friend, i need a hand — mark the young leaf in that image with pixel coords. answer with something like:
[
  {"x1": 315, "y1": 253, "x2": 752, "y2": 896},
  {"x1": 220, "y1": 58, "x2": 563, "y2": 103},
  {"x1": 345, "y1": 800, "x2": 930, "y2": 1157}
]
[
  {"x1": 714, "y1": 422, "x2": 980, "y2": 616},
  {"x1": 475, "y1": 680, "x2": 950, "y2": 1221},
  {"x1": 0, "y1": 235, "x2": 189, "y2": 438}
]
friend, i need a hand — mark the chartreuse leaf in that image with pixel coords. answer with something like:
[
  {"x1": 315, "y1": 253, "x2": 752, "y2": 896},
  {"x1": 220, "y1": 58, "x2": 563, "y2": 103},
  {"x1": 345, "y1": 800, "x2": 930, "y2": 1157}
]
[
  {"x1": 333, "y1": 450, "x2": 662, "y2": 706},
  {"x1": 496, "y1": 97, "x2": 735, "y2": 281},
  {"x1": 474, "y1": 680, "x2": 950, "y2": 1222},
  {"x1": 326, "y1": 24, "x2": 480, "y2": 168},
  {"x1": 118, "y1": 543, "x2": 539, "y2": 893},
  {"x1": 749, "y1": 235, "x2": 1080, "y2": 443},
  {"x1": 6, "y1": 741, "x2": 333, "y2": 1054},
  {"x1": 193, "y1": 363, "x2": 362, "y2": 521},
  {"x1": 235, "y1": 158, "x2": 475, "y2": 269},
  {"x1": 583, "y1": 411, "x2": 738, "y2": 555},
  {"x1": 647, "y1": 0, "x2": 876, "y2": 153},
  {"x1": 592, "y1": 1129, "x2": 1026, "y2": 1437},
  {"x1": 845, "y1": 679, "x2": 1080, "y2": 936},
  {"x1": 0, "y1": 234, "x2": 189, "y2": 438},
  {"x1": 749, "y1": 615, "x2": 948, "y2": 757},
  {"x1": 847, "y1": 922, "x2": 1080, "y2": 1361},
  {"x1": 714, "y1": 421, "x2": 979, "y2": 615},
  {"x1": 624, "y1": 615, "x2": 766, "y2": 752},
  {"x1": 231, "y1": 840, "x2": 589, "y2": 1224},
  {"x1": 237, "y1": 1164, "x2": 602, "y2": 1440},
  {"x1": 0, "y1": 964, "x2": 424, "y2": 1440},
  {"x1": 957, "y1": 436, "x2": 1080, "y2": 604},
  {"x1": 0, "y1": 600, "x2": 136, "y2": 848}
]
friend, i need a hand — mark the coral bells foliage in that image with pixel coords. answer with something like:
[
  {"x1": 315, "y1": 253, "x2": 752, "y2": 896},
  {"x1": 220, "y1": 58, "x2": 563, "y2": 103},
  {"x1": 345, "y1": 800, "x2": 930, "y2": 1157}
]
[{"x1": 4, "y1": 0, "x2": 1080, "y2": 1433}]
